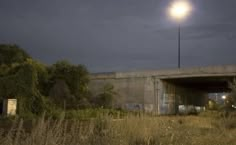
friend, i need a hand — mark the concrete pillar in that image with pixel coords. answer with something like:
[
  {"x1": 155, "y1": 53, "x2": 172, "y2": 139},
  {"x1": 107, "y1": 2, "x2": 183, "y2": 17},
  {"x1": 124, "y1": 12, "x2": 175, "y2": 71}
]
[
  {"x1": 156, "y1": 80, "x2": 178, "y2": 115},
  {"x1": 153, "y1": 77, "x2": 159, "y2": 115},
  {"x1": 157, "y1": 79, "x2": 165, "y2": 115},
  {"x1": 143, "y1": 77, "x2": 155, "y2": 113}
]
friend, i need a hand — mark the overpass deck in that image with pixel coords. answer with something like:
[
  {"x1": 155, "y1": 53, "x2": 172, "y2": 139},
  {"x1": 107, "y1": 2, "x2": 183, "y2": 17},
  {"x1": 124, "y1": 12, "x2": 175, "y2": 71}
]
[{"x1": 91, "y1": 65, "x2": 236, "y2": 79}]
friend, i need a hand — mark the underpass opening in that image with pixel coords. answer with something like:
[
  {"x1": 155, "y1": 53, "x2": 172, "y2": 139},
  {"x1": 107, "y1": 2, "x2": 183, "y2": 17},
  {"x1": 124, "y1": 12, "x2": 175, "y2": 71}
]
[{"x1": 161, "y1": 76, "x2": 234, "y2": 114}]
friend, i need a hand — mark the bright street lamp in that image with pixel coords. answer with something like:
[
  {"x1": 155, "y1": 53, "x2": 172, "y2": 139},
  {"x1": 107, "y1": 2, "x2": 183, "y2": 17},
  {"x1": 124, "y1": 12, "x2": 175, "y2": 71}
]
[
  {"x1": 169, "y1": 1, "x2": 192, "y2": 21},
  {"x1": 168, "y1": 0, "x2": 192, "y2": 68},
  {"x1": 222, "y1": 95, "x2": 226, "y2": 100}
]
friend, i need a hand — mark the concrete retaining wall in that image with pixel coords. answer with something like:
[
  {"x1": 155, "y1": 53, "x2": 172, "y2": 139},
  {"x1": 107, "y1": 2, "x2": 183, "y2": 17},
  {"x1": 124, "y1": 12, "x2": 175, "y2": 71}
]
[
  {"x1": 89, "y1": 77, "x2": 156, "y2": 112},
  {"x1": 90, "y1": 65, "x2": 236, "y2": 114}
]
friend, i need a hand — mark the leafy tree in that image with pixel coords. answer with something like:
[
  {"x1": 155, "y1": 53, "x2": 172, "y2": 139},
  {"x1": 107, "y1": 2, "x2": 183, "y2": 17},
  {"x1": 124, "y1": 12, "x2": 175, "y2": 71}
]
[
  {"x1": 32, "y1": 60, "x2": 49, "y2": 96},
  {"x1": 0, "y1": 44, "x2": 91, "y2": 115},
  {"x1": 95, "y1": 83, "x2": 117, "y2": 108},
  {"x1": 0, "y1": 59, "x2": 47, "y2": 115},
  {"x1": 227, "y1": 80, "x2": 236, "y2": 108},
  {"x1": 0, "y1": 44, "x2": 30, "y2": 65},
  {"x1": 48, "y1": 60, "x2": 90, "y2": 109},
  {"x1": 49, "y1": 79, "x2": 72, "y2": 108}
]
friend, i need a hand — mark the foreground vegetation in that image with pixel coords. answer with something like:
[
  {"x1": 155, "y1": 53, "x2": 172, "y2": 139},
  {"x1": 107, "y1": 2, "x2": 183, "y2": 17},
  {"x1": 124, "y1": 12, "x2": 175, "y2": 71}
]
[
  {"x1": 0, "y1": 44, "x2": 115, "y2": 117},
  {"x1": 0, "y1": 111, "x2": 236, "y2": 145}
]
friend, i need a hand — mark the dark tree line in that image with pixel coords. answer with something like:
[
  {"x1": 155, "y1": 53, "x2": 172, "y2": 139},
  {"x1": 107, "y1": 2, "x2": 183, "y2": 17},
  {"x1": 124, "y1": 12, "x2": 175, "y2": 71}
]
[
  {"x1": 0, "y1": 44, "x2": 91, "y2": 116},
  {"x1": 0, "y1": 44, "x2": 116, "y2": 117}
]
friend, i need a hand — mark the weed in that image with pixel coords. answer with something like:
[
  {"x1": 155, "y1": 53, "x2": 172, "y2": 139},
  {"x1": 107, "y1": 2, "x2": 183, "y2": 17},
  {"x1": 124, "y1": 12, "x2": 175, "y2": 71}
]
[{"x1": 0, "y1": 113, "x2": 236, "y2": 145}]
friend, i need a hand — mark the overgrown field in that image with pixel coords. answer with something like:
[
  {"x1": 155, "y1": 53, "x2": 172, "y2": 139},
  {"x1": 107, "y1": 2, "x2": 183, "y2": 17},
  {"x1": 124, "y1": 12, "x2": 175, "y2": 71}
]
[{"x1": 0, "y1": 112, "x2": 236, "y2": 145}]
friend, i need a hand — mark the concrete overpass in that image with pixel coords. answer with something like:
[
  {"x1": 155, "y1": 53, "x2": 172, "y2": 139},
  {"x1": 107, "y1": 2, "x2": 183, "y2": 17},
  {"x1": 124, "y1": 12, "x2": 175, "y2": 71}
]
[{"x1": 89, "y1": 65, "x2": 236, "y2": 115}]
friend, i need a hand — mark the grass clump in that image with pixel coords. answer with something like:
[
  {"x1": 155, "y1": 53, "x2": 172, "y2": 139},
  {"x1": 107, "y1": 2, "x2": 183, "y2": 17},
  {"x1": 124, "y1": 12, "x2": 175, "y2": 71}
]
[{"x1": 0, "y1": 113, "x2": 236, "y2": 145}]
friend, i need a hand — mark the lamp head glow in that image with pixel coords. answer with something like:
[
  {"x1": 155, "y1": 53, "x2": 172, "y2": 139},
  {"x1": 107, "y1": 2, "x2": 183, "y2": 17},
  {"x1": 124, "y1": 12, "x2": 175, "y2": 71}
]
[
  {"x1": 169, "y1": 0, "x2": 192, "y2": 21},
  {"x1": 222, "y1": 95, "x2": 226, "y2": 100}
]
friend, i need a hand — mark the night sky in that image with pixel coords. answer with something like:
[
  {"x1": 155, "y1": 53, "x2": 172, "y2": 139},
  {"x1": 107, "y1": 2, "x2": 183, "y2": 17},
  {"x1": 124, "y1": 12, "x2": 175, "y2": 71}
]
[{"x1": 1, "y1": 0, "x2": 236, "y2": 72}]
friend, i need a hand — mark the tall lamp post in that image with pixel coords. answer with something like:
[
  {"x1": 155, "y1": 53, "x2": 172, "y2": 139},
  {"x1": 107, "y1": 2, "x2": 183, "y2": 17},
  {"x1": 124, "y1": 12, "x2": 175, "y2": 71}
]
[{"x1": 168, "y1": 0, "x2": 192, "y2": 68}]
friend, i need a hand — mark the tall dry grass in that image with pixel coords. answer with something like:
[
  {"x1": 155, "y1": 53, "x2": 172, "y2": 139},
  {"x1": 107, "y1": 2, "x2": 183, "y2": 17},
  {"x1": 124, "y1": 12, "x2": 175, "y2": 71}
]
[{"x1": 0, "y1": 112, "x2": 236, "y2": 145}]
